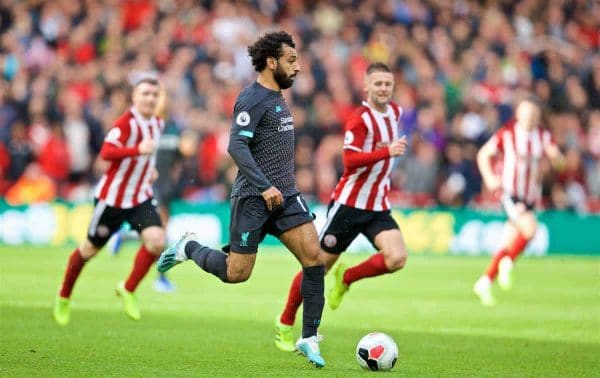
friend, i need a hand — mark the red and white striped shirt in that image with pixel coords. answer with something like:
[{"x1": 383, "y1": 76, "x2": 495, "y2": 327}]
[
  {"x1": 331, "y1": 101, "x2": 402, "y2": 211},
  {"x1": 491, "y1": 120, "x2": 555, "y2": 204},
  {"x1": 94, "y1": 107, "x2": 164, "y2": 208}
]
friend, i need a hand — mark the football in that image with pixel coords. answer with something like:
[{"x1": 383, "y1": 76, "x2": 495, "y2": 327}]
[{"x1": 356, "y1": 332, "x2": 399, "y2": 371}]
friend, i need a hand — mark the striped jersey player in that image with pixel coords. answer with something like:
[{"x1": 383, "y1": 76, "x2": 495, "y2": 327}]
[
  {"x1": 54, "y1": 77, "x2": 167, "y2": 326},
  {"x1": 95, "y1": 106, "x2": 164, "y2": 208},
  {"x1": 331, "y1": 98, "x2": 402, "y2": 211},
  {"x1": 473, "y1": 97, "x2": 565, "y2": 306},
  {"x1": 275, "y1": 62, "x2": 410, "y2": 351}
]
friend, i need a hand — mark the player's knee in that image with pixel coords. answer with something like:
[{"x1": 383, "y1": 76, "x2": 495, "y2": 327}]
[
  {"x1": 384, "y1": 249, "x2": 408, "y2": 272},
  {"x1": 143, "y1": 231, "x2": 166, "y2": 255},
  {"x1": 80, "y1": 240, "x2": 100, "y2": 259},
  {"x1": 227, "y1": 268, "x2": 252, "y2": 283},
  {"x1": 301, "y1": 247, "x2": 322, "y2": 267},
  {"x1": 518, "y1": 213, "x2": 537, "y2": 239}
]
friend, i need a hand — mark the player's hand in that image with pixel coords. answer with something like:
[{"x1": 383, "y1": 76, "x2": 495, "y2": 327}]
[
  {"x1": 262, "y1": 186, "x2": 283, "y2": 211},
  {"x1": 485, "y1": 175, "x2": 502, "y2": 192},
  {"x1": 388, "y1": 136, "x2": 408, "y2": 157},
  {"x1": 138, "y1": 138, "x2": 155, "y2": 155}
]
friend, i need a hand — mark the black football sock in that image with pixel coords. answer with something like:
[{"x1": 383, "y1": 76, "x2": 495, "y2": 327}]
[
  {"x1": 301, "y1": 264, "x2": 325, "y2": 338},
  {"x1": 185, "y1": 241, "x2": 229, "y2": 283}
]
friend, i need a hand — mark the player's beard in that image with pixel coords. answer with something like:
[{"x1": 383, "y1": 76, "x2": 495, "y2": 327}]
[
  {"x1": 274, "y1": 65, "x2": 295, "y2": 90},
  {"x1": 371, "y1": 95, "x2": 389, "y2": 110}
]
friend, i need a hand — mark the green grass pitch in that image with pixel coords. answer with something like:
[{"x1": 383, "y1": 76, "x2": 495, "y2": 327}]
[{"x1": 1, "y1": 245, "x2": 598, "y2": 377}]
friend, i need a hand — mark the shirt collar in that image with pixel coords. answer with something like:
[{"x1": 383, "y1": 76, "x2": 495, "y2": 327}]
[
  {"x1": 362, "y1": 100, "x2": 392, "y2": 117},
  {"x1": 130, "y1": 106, "x2": 152, "y2": 124}
]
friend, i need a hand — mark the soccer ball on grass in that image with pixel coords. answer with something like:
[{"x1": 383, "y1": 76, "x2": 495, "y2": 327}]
[{"x1": 356, "y1": 332, "x2": 399, "y2": 371}]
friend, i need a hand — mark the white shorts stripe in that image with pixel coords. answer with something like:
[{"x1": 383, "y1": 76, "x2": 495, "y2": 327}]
[
  {"x1": 87, "y1": 200, "x2": 107, "y2": 236},
  {"x1": 319, "y1": 201, "x2": 342, "y2": 241},
  {"x1": 296, "y1": 195, "x2": 307, "y2": 212}
]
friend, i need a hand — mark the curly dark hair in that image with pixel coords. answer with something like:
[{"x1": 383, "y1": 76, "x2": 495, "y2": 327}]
[{"x1": 247, "y1": 31, "x2": 295, "y2": 72}]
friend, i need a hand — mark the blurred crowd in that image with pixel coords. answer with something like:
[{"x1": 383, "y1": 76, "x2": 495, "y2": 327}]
[{"x1": 1, "y1": 0, "x2": 599, "y2": 212}]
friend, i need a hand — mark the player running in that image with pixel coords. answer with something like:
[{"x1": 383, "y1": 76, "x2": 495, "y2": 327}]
[
  {"x1": 53, "y1": 76, "x2": 166, "y2": 325},
  {"x1": 273, "y1": 62, "x2": 409, "y2": 352},
  {"x1": 157, "y1": 31, "x2": 327, "y2": 368},
  {"x1": 473, "y1": 97, "x2": 564, "y2": 306}
]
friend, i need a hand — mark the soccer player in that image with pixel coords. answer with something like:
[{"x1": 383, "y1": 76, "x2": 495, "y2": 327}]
[
  {"x1": 473, "y1": 98, "x2": 564, "y2": 306},
  {"x1": 157, "y1": 31, "x2": 327, "y2": 368},
  {"x1": 274, "y1": 62, "x2": 409, "y2": 351},
  {"x1": 53, "y1": 77, "x2": 166, "y2": 325},
  {"x1": 107, "y1": 86, "x2": 177, "y2": 294}
]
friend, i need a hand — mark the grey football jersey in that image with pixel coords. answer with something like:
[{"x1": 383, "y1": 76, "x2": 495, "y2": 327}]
[{"x1": 228, "y1": 82, "x2": 298, "y2": 198}]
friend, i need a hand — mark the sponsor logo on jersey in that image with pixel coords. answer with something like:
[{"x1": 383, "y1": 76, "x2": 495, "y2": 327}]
[{"x1": 278, "y1": 116, "x2": 294, "y2": 132}]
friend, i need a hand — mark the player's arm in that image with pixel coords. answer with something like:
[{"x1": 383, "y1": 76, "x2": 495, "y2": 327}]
[
  {"x1": 343, "y1": 137, "x2": 407, "y2": 170},
  {"x1": 227, "y1": 135, "x2": 271, "y2": 191},
  {"x1": 342, "y1": 116, "x2": 407, "y2": 170},
  {"x1": 227, "y1": 102, "x2": 282, "y2": 209},
  {"x1": 99, "y1": 125, "x2": 154, "y2": 161},
  {"x1": 477, "y1": 136, "x2": 502, "y2": 191}
]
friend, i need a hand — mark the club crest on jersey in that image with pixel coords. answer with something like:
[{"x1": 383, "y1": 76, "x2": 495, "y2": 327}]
[
  {"x1": 344, "y1": 131, "x2": 354, "y2": 145},
  {"x1": 97, "y1": 225, "x2": 110, "y2": 237},
  {"x1": 236, "y1": 111, "x2": 251, "y2": 127},
  {"x1": 323, "y1": 234, "x2": 337, "y2": 248}
]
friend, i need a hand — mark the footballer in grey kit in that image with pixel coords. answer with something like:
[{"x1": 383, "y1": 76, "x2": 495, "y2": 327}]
[
  {"x1": 229, "y1": 81, "x2": 297, "y2": 198},
  {"x1": 157, "y1": 31, "x2": 327, "y2": 368}
]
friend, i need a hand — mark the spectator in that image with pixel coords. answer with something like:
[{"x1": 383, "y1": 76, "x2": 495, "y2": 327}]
[
  {"x1": 5, "y1": 163, "x2": 57, "y2": 205},
  {"x1": 0, "y1": 0, "x2": 597, "y2": 213}
]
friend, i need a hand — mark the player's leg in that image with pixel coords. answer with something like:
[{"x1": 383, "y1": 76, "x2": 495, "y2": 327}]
[
  {"x1": 278, "y1": 201, "x2": 356, "y2": 328},
  {"x1": 278, "y1": 221, "x2": 326, "y2": 367},
  {"x1": 123, "y1": 226, "x2": 165, "y2": 292},
  {"x1": 474, "y1": 221, "x2": 518, "y2": 305},
  {"x1": 157, "y1": 232, "x2": 234, "y2": 282},
  {"x1": 275, "y1": 251, "x2": 338, "y2": 352},
  {"x1": 482, "y1": 222, "x2": 517, "y2": 283},
  {"x1": 153, "y1": 203, "x2": 175, "y2": 293},
  {"x1": 329, "y1": 212, "x2": 405, "y2": 310},
  {"x1": 341, "y1": 229, "x2": 407, "y2": 286},
  {"x1": 508, "y1": 210, "x2": 537, "y2": 259},
  {"x1": 117, "y1": 200, "x2": 165, "y2": 320},
  {"x1": 54, "y1": 201, "x2": 120, "y2": 325},
  {"x1": 497, "y1": 210, "x2": 537, "y2": 290},
  {"x1": 54, "y1": 239, "x2": 102, "y2": 326},
  {"x1": 157, "y1": 196, "x2": 264, "y2": 283}
]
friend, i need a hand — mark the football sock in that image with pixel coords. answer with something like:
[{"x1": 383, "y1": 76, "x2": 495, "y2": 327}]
[
  {"x1": 507, "y1": 233, "x2": 529, "y2": 261},
  {"x1": 280, "y1": 270, "x2": 303, "y2": 326},
  {"x1": 59, "y1": 248, "x2": 87, "y2": 298},
  {"x1": 185, "y1": 241, "x2": 229, "y2": 283},
  {"x1": 486, "y1": 249, "x2": 508, "y2": 280},
  {"x1": 301, "y1": 265, "x2": 325, "y2": 338},
  {"x1": 343, "y1": 253, "x2": 389, "y2": 286},
  {"x1": 124, "y1": 245, "x2": 157, "y2": 292}
]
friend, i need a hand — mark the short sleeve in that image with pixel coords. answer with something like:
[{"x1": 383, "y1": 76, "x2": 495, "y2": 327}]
[
  {"x1": 230, "y1": 99, "x2": 267, "y2": 139},
  {"x1": 104, "y1": 121, "x2": 130, "y2": 147},
  {"x1": 343, "y1": 114, "x2": 368, "y2": 152}
]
